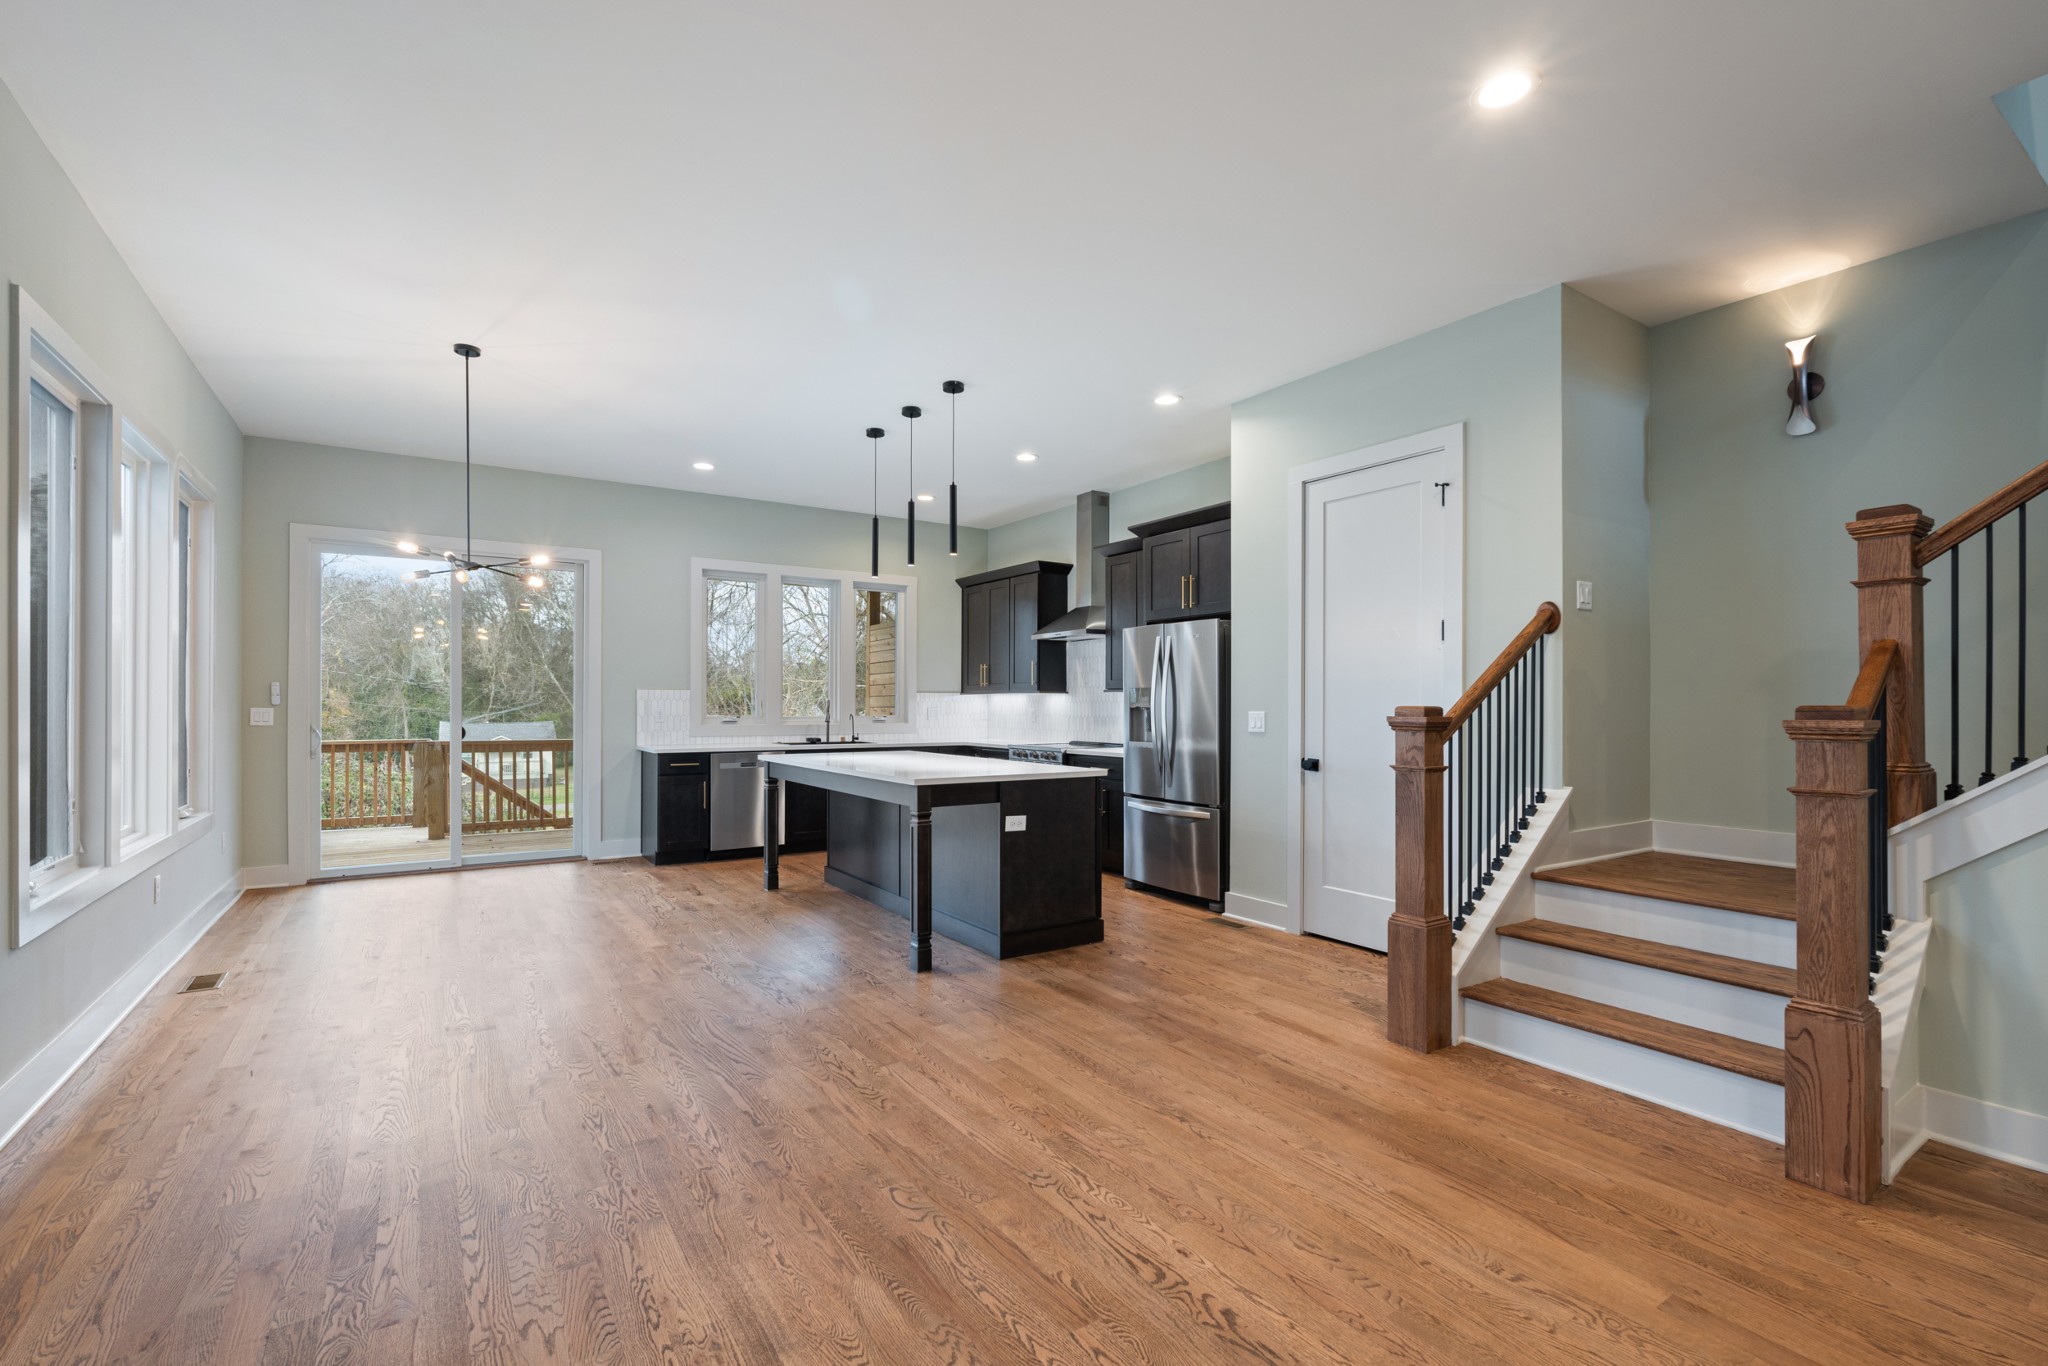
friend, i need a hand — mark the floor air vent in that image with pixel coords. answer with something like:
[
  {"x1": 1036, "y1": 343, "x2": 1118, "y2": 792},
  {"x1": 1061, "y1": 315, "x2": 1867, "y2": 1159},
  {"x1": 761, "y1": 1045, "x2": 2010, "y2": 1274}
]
[{"x1": 178, "y1": 972, "x2": 228, "y2": 993}]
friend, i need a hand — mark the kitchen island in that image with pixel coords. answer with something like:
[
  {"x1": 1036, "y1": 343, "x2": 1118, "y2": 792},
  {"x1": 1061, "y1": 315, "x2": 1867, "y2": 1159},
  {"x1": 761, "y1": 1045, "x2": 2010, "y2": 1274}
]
[{"x1": 760, "y1": 750, "x2": 1107, "y2": 971}]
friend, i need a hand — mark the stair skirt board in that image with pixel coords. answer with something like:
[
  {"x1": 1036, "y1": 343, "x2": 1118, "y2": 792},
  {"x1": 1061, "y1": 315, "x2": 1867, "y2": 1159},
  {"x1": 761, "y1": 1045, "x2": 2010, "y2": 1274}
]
[
  {"x1": 1497, "y1": 938, "x2": 1786, "y2": 1047},
  {"x1": 1532, "y1": 883, "x2": 1796, "y2": 968},
  {"x1": 1462, "y1": 998, "x2": 1786, "y2": 1143}
]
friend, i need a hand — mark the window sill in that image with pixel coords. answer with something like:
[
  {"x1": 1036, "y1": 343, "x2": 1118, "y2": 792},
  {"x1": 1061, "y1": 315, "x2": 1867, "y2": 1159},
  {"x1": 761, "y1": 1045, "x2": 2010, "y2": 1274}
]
[{"x1": 18, "y1": 812, "x2": 217, "y2": 947}]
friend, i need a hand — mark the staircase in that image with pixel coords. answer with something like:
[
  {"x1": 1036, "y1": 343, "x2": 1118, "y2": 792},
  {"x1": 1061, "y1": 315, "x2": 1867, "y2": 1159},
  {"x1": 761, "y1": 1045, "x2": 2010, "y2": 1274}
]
[{"x1": 1458, "y1": 851, "x2": 1794, "y2": 1141}]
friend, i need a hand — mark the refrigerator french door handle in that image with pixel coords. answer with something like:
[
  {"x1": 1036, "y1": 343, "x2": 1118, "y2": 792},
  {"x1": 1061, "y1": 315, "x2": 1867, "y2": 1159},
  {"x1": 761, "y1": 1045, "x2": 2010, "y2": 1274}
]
[
  {"x1": 1160, "y1": 632, "x2": 1177, "y2": 786},
  {"x1": 1128, "y1": 798, "x2": 1210, "y2": 819}
]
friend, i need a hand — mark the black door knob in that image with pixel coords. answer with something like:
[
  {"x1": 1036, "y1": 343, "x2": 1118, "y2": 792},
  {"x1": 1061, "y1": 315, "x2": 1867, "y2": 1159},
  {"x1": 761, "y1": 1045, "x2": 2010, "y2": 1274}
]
[{"x1": 1301, "y1": 757, "x2": 1320, "y2": 772}]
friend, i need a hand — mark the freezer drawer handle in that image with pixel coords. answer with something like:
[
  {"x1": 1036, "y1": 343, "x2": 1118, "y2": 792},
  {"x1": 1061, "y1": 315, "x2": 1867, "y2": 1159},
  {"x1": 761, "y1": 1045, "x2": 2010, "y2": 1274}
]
[{"x1": 1127, "y1": 799, "x2": 1211, "y2": 819}]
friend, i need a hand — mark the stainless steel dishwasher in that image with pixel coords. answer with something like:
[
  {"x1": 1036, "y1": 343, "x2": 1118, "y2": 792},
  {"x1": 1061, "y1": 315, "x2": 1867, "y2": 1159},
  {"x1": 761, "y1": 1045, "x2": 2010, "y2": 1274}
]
[{"x1": 710, "y1": 755, "x2": 784, "y2": 852}]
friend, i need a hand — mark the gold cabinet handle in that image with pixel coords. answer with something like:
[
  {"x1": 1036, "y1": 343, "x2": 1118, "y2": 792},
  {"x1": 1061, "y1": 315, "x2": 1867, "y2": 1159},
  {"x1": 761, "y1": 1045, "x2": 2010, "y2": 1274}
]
[
  {"x1": 1030, "y1": 659, "x2": 1037, "y2": 686},
  {"x1": 1189, "y1": 572, "x2": 1196, "y2": 606},
  {"x1": 700, "y1": 782, "x2": 707, "y2": 809}
]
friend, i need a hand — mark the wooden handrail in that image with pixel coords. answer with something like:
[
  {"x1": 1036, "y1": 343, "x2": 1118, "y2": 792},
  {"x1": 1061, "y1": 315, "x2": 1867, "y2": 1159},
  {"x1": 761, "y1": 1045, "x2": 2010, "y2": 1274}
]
[
  {"x1": 1916, "y1": 458, "x2": 2048, "y2": 564},
  {"x1": 1445, "y1": 601, "x2": 1561, "y2": 729},
  {"x1": 1802, "y1": 639, "x2": 1897, "y2": 722}
]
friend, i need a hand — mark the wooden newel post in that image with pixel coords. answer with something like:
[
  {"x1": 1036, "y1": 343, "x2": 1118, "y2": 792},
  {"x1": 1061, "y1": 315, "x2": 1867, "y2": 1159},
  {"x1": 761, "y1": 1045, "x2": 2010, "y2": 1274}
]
[
  {"x1": 1386, "y1": 706, "x2": 1453, "y2": 1053},
  {"x1": 1782, "y1": 709, "x2": 1885, "y2": 1203},
  {"x1": 1848, "y1": 506, "x2": 1935, "y2": 823}
]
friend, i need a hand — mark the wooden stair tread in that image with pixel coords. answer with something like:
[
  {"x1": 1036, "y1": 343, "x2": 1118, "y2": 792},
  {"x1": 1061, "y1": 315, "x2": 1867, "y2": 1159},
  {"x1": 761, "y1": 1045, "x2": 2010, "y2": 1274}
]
[
  {"x1": 1461, "y1": 980, "x2": 1786, "y2": 1083},
  {"x1": 1495, "y1": 920, "x2": 1796, "y2": 996},
  {"x1": 1532, "y1": 851, "x2": 1795, "y2": 921}
]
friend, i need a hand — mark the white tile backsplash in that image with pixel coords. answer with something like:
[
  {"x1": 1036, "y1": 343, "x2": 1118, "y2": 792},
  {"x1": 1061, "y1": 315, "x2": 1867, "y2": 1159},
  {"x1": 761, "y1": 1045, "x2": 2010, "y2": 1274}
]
[{"x1": 637, "y1": 638, "x2": 1121, "y2": 750}]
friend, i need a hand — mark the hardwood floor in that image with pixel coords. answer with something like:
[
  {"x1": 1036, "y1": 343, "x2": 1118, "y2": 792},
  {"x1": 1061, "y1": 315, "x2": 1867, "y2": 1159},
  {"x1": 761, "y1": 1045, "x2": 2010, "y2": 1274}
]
[{"x1": 1, "y1": 855, "x2": 2043, "y2": 1364}]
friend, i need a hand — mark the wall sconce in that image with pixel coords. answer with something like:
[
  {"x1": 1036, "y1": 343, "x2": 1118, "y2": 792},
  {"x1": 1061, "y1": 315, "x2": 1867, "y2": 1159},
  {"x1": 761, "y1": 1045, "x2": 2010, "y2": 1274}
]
[{"x1": 1785, "y1": 335, "x2": 1824, "y2": 437}]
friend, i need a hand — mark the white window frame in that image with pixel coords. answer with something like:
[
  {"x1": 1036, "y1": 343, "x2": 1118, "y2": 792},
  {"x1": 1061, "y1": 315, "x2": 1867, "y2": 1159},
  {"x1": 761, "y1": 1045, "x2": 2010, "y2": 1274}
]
[
  {"x1": 173, "y1": 465, "x2": 218, "y2": 826},
  {"x1": 11, "y1": 286, "x2": 215, "y2": 947},
  {"x1": 23, "y1": 359, "x2": 88, "y2": 888},
  {"x1": 690, "y1": 557, "x2": 918, "y2": 737}
]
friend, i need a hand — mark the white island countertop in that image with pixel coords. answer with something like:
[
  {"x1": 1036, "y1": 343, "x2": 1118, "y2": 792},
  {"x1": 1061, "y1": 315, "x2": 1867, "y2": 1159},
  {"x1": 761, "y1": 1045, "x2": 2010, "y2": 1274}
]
[{"x1": 760, "y1": 749, "x2": 1106, "y2": 787}]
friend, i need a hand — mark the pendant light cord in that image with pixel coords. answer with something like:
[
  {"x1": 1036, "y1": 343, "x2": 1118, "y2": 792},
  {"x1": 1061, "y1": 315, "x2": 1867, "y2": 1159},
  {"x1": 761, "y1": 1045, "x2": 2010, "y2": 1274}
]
[{"x1": 463, "y1": 349, "x2": 473, "y2": 563}]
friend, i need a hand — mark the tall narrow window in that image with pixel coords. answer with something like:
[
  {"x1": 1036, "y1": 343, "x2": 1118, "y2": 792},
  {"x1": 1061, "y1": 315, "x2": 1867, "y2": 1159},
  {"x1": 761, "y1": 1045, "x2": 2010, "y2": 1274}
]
[
  {"x1": 780, "y1": 581, "x2": 833, "y2": 721},
  {"x1": 111, "y1": 453, "x2": 142, "y2": 840},
  {"x1": 174, "y1": 492, "x2": 197, "y2": 814},
  {"x1": 853, "y1": 586, "x2": 902, "y2": 721},
  {"x1": 28, "y1": 376, "x2": 79, "y2": 876},
  {"x1": 703, "y1": 575, "x2": 760, "y2": 720}
]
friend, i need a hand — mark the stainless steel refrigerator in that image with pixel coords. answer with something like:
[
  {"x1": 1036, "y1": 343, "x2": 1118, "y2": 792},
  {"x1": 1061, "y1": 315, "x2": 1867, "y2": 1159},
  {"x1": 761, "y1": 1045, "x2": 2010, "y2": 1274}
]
[{"x1": 1123, "y1": 619, "x2": 1228, "y2": 905}]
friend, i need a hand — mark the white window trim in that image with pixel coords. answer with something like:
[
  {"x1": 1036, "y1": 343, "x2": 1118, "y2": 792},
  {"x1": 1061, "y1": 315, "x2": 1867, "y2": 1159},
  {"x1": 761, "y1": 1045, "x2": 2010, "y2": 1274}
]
[
  {"x1": 689, "y1": 557, "x2": 918, "y2": 737},
  {"x1": 11, "y1": 286, "x2": 215, "y2": 948},
  {"x1": 23, "y1": 357, "x2": 88, "y2": 889},
  {"x1": 173, "y1": 462, "x2": 218, "y2": 827}
]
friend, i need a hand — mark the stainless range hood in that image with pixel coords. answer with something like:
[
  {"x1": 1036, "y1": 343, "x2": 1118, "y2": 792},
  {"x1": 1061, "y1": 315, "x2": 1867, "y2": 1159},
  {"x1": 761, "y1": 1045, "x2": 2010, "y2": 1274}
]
[{"x1": 1033, "y1": 491, "x2": 1112, "y2": 641}]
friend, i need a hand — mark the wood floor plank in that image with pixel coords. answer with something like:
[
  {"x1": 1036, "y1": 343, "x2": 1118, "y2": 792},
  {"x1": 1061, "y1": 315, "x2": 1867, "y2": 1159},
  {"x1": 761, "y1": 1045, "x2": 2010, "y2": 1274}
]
[
  {"x1": 1533, "y1": 850, "x2": 1798, "y2": 919},
  {"x1": 0, "y1": 855, "x2": 2040, "y2": 1364}
]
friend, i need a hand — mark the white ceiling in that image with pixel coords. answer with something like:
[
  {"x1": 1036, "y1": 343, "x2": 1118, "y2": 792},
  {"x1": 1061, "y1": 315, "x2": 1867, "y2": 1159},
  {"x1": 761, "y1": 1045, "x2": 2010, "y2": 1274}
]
[{"x1": 2, "y1": 1, "x2": 2045, "y2": 526}]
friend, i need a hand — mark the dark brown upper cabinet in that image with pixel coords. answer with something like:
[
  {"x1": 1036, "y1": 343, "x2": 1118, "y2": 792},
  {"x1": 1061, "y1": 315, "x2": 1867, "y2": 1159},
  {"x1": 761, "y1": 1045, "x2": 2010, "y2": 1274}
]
[
  {"x1": 1132, "y1": 502, "x2": 1230, "y2": 624},
  {"x1": 1099, "y1": 538, "x2": 1142, "y2": 692},
  {"x1": 958, "y1": 561, "x2": 1070, "y2": 694}
]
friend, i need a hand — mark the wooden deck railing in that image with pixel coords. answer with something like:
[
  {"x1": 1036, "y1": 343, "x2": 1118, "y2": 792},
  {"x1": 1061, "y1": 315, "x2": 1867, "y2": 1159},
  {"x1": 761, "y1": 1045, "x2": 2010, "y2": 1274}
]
[
  {"x1": 319, "y1": 738, "x2": 573, "y2": 835},
  {"x1": 1386, "y1": 602, "x2": 1561, "y2": 1053}
]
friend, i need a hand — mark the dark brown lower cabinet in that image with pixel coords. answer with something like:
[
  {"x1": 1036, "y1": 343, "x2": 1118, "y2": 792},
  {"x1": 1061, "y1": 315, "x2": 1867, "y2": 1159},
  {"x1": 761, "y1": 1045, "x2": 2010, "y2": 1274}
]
[{"x1": 641, "y1": 752, "x2": 710, "y2": 864}]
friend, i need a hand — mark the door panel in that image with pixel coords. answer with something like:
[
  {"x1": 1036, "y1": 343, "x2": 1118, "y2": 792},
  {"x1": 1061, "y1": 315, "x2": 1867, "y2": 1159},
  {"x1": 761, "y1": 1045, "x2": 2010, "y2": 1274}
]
[
  {"x1": 458, "y1": 560, "x2": 579, "y2": 863},
  {"x1": 1103, "y1": 551, "x2": 1139, "y2": 692},
  {"x1": 1302, "y1": 453, "x2": 1454, "y2": 950},
  {"x1": 962, "y1": 582, "x2": 990, "y2": 692},
  {"x1": 987, "y1": 578, "x2": 1013, "y2": 693},
  {"x1": 1010, "y1": 573, "x2": 1040, "y2": 690},
  {"x1": 1143, "y1": 531, "x2": 1190, "y2": 620},
  {"x1": 1189, "y1": 521, "x2": 1231, "y2": 615}
]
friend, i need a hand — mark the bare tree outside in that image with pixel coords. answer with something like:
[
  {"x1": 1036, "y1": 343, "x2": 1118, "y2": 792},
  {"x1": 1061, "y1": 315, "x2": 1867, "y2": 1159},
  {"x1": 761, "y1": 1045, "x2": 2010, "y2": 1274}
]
[
  {"x1": 853, "y1": 587, "x2": 900, "y2": 720},
  {"x1": 781, "y1": 582, "x2": 833, "y2": 719},
  {"x1": 704, "y1": 576, "x2": 759, "y2": 718}
]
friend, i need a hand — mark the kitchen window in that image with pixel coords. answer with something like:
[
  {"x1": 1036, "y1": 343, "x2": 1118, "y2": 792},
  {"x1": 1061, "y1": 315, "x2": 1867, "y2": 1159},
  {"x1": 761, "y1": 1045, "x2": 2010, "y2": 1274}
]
[
  {"x1": 12, "y1": 289, "x2": 217, "y2": 945},
  {"x1": 691, "y1": 559, "x2": 917, "y2": 735}
]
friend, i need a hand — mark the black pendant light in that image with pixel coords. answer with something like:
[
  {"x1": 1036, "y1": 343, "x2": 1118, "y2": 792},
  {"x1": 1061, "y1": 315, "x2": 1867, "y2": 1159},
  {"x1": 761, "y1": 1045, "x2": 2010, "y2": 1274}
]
[
  {"x1": 397, "y1": 343, "x2": 549, "y2": 589},
  {"x1": 866, "y1": 426, "x2": 885, "y2": 576},
  {"x1": 901, "y1": 405, "x2": 921, "y2": 566},
  {"x1": 942, "y1": 380, "x2": 963, "y2": 555}
]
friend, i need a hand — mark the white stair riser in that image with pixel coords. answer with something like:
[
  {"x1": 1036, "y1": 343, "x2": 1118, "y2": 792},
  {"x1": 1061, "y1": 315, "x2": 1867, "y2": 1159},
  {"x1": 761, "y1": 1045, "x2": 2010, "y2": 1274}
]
[
  {"x1": 1533, "y1": 884, "x2": 1795, "y2": 967},
  {"x1": 1498, "y1": 938, "x2": 1785, "y2": 1046},
  {"x1": 1463, "y1": 999, "x2": 1786, "y2": 1142}
]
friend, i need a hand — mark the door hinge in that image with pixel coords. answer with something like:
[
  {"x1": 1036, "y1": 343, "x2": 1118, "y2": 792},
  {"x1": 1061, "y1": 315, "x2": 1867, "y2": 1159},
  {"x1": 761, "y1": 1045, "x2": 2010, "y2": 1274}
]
[
  {"x1": 1433, "y1": 481, "x2": 1450, "y2": 506},
  {"x1": 1440, "y1": 620, "x2": 1445, "y2": 641}
]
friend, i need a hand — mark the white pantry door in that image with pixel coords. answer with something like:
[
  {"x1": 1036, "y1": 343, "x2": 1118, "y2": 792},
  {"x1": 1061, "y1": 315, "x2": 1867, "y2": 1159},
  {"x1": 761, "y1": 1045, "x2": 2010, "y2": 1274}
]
[{"x1": 1301, "y1": 445, "x2": 1458, "y2": 950}]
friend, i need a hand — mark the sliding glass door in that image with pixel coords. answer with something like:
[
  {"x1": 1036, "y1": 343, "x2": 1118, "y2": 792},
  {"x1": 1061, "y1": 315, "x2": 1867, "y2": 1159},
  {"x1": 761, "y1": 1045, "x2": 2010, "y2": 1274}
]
[{"x1": 313, "y1": 540, "x2": 581, "y2": 876}]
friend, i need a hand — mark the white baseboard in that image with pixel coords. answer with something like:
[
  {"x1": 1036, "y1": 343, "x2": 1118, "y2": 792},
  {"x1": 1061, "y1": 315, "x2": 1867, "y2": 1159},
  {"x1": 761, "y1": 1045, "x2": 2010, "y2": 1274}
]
[
  {"x1": 1653, "y1": 821, "x2": 1794, "y2": 867},
  {"x1": 588, "y1": 837, "x2": 643, "y2": 862},
  {"x1": 240, "y1": 863, "x2": 301, "y2": 888},
  {"x1": 1221, "y1": 890, "x2": 1293, "y2": 933},
  {"x1": 1548, "y1": 818, "x2": 1651, "y2": 869},
  {"x1": 1892, "y1": 1086, "x2": 2048, "y2": 1178},
  {"x1": 0, "y1": 874, "x2": 245, "y2": 1155}
]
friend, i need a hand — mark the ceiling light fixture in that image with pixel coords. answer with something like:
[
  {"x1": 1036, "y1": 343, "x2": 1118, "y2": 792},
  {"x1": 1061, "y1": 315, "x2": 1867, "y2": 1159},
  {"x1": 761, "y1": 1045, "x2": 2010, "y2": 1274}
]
[
  {"x1": 917, "y1": 493, "x2": 935, "y2": 502},
  {"x1": 1153, "y1": 392, "x2": 1181, "y2": 406},
  {"x1": 1016, "y1": 451, "x2": 1036, "y2": 463},
  {"x1": 901, "y1": 404, "x2": 921, "y2": 566},
  {"x1": 1474, "y1": 69, "x2": 1537, "y2": 109},
  {"x1": 1785, "y1": 335, "x2": 1824, "y2": 437},
  {"x1": 692, "y1": 460, "x2": 714, "y2": 471},
  {"x1": 395, "y1": 344, "x2": 551, "y2": 591},
  {"x1": 866, "y1": 425, "x2": 886, "y2": 576},
  {"x1": 942, "y1": 379, "x2": 964, "y2": 556}
]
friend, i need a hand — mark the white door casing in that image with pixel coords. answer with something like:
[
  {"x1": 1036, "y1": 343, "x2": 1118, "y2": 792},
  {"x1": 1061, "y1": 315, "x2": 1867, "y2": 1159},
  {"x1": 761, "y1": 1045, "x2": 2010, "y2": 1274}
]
[{"x1": 1293, "y1": 428, "x2": 1462, "y2": 949}]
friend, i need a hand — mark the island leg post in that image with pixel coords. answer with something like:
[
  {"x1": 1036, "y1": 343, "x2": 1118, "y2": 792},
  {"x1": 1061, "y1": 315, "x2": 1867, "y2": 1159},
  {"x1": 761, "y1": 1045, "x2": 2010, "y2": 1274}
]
[
  {"x1": 763, "y1": 775, "x2": 781, "y2": 890},
  {"x1": 908, "y1": 806, "x2": 933, "y2": 972}
]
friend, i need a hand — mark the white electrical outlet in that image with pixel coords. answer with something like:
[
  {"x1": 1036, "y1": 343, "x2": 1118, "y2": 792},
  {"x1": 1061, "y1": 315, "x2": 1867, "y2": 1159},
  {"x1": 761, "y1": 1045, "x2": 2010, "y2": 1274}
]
[
  {"x1": 1004, "y1": 814, "x2": 1027, "y2": 832},
  {"x1": 1576, "y1": 580, "x2": 1594, "y2": 611},
  {"x1": 1247, "y1": 710, "x2": 1266, "y2": 734},
  {"x1": 249, "y1": 707, "x2": 274, "y2": 726},
  {"x1": 152, "y1": 875, "x2": 161, "y2": 904}
]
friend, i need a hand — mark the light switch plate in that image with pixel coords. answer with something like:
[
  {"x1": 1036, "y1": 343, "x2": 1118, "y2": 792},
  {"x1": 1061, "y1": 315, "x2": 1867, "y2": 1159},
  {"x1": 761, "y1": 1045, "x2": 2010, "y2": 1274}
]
[
  {"x1": 270, "y1": 681, "x2": 282, "y2": 705},
  {"x1": 249, "y1": 707, "x2": 275, "y2": 726},
  {"x1": 1575, "y1": 580, "x2": 1594, "y2": 611},
  {"x1": 1004, "y1": 814, "x2": 1027, "y2": 832},
  {"x1": 1247, "y1": 710, "x2": 1266, "y2": 734}
]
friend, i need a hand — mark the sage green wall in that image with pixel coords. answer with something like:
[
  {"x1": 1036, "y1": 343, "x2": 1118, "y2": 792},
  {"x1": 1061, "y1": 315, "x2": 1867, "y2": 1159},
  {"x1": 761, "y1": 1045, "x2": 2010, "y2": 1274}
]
[
  {"x1": 0, "y1": 78, "x2": 244, "y2": 1093},
  {"x1": 239, "y1": 438, "x2": 988, "y2": 867},
  {"x1": 982, "y1": 457, "x2": 1232, "y2": 590},
  {"x1": 1560, "y1": 290, "x2": 1652, "y2": 830},
  {"x1": 1647, "y1": 211, "x2": 2048, "y2": 833},
  {"x1": 1228, "y1": 288, "x2": 1567, "y2": 911},
  {"x1": 1920, "y1": 828, "x2": 2048, "y2": 1118}
]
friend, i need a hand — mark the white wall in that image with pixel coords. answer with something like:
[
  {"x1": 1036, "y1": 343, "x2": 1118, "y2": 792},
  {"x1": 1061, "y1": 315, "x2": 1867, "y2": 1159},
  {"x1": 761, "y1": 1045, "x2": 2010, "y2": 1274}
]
[{"x1": 0, "y1": 78, "x2": 244, "y2": 1101}]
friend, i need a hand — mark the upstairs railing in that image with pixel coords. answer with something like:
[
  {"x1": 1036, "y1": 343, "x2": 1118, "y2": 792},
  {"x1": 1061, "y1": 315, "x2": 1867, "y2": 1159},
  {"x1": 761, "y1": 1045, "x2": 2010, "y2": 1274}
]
[
  {"x1": 1386, "y1": 601, "x2": 1560, "y2": 1053},
  {"x1": 1782, "y1": 639, "x2": 1896, "y2": 1204}
]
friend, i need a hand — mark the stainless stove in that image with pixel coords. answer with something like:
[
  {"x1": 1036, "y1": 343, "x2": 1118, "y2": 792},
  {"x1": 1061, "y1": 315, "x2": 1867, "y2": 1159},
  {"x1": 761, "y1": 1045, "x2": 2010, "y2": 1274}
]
[{"x1": 1006, "y1": 746, "x2": 1067, "y2": 765}]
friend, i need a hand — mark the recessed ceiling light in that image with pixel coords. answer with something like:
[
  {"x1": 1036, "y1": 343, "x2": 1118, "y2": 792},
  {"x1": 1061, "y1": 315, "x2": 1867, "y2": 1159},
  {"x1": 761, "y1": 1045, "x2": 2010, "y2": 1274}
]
[
  {"x1": 692, "y1": 460, "x2": 714, "y2": 471},
  {"x1": 1474, "y1": 69, "x2": 1536, "y2": 109},
  {"x1": 917, "y1": 492, "x2": 935, "y2": 502},
  {"x1": 1016, "y1": 451, "x2": 1037, "y2": 463},
  {"x1": 1153, "y1": 393, "x2": 1181, "y2": 406}
]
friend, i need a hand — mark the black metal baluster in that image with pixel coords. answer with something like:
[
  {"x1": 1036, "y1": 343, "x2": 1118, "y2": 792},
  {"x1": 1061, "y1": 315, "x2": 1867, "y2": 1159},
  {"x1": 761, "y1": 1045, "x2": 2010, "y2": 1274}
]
[
  {"x1": 1510, "y1": 657, "x2": 1525, "y2": 840},
  {"x1": 1868, "y1": 700, "x2": 1888, "y2": 993},
  {"x1": 1981, "y1": 523, "x2": 1996, "y2": 787},
  {"x1": 1946, "y1": 546, "x2": 1963, "y2": 800},
  {"x1": 1448, "y1": 731, "x2": 1460, "y2": 929},
  {"x1": 1463, "y1": 716, "x2": 1478, "y2": 906},
  {"x1": 1535, "y1": 634, "x2": 1547, "y2": 804},
  {"x1": 1520, "y1": 652, "x2": 1534, "y2": 825},
  {"x1": 2017, "y1": 503, "x2": 2029, "y2": 773},
  {"x1": 1494, "y1": 676, "x2": 1511, "y2": 866},
  {"x1": 1478, "y1": 693, "x2": 1494, "y2": 888}
]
